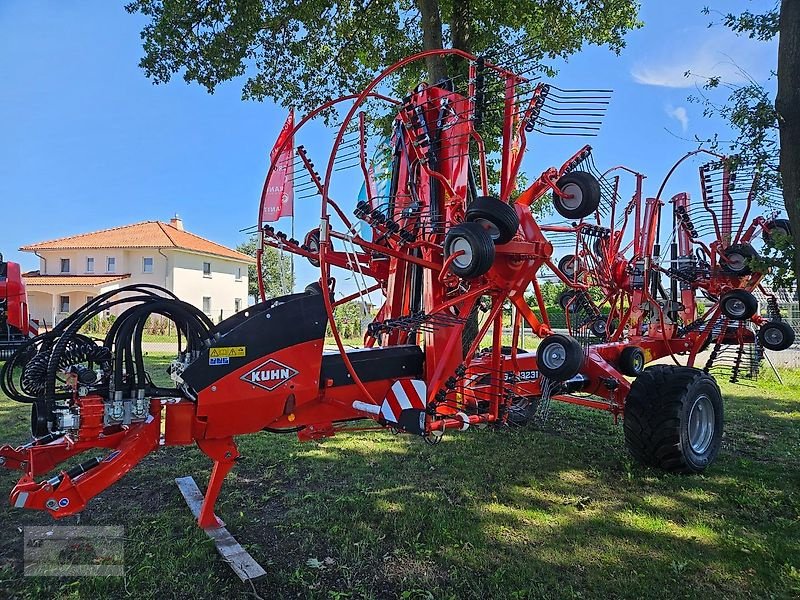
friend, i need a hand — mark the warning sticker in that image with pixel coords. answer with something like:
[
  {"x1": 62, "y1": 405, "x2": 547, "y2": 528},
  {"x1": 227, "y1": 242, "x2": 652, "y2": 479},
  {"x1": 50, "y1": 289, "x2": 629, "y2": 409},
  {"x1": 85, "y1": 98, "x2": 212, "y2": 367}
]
[
  {"x1": 209, "y1": 346, "x2": 246, "y2": 358},
  {"x1": 209, "y1": 357, "x2": 230, "y2": 366}
]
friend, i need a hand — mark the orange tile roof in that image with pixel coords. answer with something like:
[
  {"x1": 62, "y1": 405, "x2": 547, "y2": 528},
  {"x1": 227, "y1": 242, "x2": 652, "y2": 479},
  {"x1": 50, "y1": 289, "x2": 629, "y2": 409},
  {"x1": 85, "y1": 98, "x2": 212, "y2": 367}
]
[
  {"x1": 22, "y1": 274, "x2": 131, "y2": 286},
  {"x1": 20, "y1": 221, "x2": 255, "y2": 263}
]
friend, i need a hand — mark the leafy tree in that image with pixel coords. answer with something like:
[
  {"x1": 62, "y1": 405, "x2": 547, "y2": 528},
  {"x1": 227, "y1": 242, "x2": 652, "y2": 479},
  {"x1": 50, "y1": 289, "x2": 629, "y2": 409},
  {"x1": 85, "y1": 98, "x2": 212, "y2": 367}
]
[
  {"x1": 236, "y1": 235, "x2": 295, "y2": 299},
  {"x1": 691, "y1": 2, "x2": 799, "y2": 288},
  {"x1": 126, "y1": 0, "x2": 640, "y2": 107}
]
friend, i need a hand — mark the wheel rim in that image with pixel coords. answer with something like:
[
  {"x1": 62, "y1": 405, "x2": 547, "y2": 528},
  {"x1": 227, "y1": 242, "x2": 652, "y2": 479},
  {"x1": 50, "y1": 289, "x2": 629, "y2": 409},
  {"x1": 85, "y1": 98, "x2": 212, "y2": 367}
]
[
  {"x1": 562, "y1": 258, "x2": 575, "y2": 278},
  {"x1": 559, "y1": 183, "x2": 583, "y2": 210},
  {"x1": 764, "y1": 326, "x2": 784, "y2": 346},
  {"x1": 451, "y1": 237, "x2": 474, "y2": 269},
  {"x1": 594, "y1": 320, "x2": 606, "y2": 334},
  {"x1": 725, "y1": 298, "x2": 746, "y2": 318},
  {"x1": 474, "y1": 218, "x2": 501, "y2": 240},
  {"x1": 725, "y1": 252, "x2": 746, "y2": 272},
  {"x1": 632, "y1": 352, "x2": 643, "y2": 372},
  {"x1": 688, "y1": 394, "x2": 715, "y2": 454},
  {"x1": 542, "y1": 342, "x2": 567, "y2": 370}
]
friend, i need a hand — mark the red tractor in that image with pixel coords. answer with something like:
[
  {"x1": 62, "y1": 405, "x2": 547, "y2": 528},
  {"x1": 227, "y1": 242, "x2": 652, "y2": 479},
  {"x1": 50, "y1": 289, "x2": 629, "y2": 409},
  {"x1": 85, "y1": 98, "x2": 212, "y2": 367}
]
[
  {"x1": 0, "y1": 253, "x2": 35, "y2": 360},
  {"x1": 0, "y1": 51, "x2": 778, "y2": 540}
]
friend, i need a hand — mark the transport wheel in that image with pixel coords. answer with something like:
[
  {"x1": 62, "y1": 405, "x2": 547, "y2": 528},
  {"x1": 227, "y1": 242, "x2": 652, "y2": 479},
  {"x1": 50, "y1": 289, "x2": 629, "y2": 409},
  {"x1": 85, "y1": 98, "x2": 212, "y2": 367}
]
[
  {"x1": 465, "y1": 196, "x2": 520, "y2": 245},
  {"x1": 558, "y1": 254, "x2": 579, "y2": 279},
  {"x1": 552, "y1": 171, "x2": 601, "y2": 219},
  {"x1": 507, "y1": 395, "x2": 539, "y2": 425},
  {"x1": 623, "y1": 365, "x2": 723, "y2": 473},
  {"x1": 618, "y1": 346, "x2": 646, "y2": 377},
  {"x1": 758, "y1": 320, "x2": 795, "y2": 351},
  {"x1": 444, "y1": 222, "x2": 495, "y2": 279},
  {"x1": 558, "y1": 290, "x2": 580, "y2": 313},
  {"x1": 721, "y1": 243, "x2": 757, "y2": 275},
  {"x1": 302, "y1": 229, "x2": 321, "y2": 267},
  {"x1": 763, "y1": 218, "x2": 791, "y2": 243},
  {"x1": 720, "y1": 289, "x2": 758, "y2": 321},
  {"x1": 589, "y1": 316, "x2": 608, "y2": 339},
  {"x1": 537, "y1": 334, "x2": 584, "y2": 380}
]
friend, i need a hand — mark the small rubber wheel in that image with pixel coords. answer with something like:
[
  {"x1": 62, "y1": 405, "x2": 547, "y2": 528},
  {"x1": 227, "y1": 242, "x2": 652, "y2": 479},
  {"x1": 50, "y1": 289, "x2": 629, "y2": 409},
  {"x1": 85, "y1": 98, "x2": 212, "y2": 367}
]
[
  {"x1": 465, "y1": 196, "x2": 520, "y2": 245},
  {"x1": 589, "y1": 316, "x2": 608, "y2": 339},
  {"x1": 558, "y1": 290, "x2": 580, "y2": 313},
  {"x1": 720, "y1": 243, "x2": 757, "y2": 275},
  {"x1": 303, "y1": 229, "x2": 321, "y2": 267},
  {"x1": 758, "y1": 320, "x2": 795, "y2": 351},
  {"x1": 304, "y1": 281, "x2": 323, "y2": 295},
  {"x1": 552, "y1": 171, "x2": 601, "y2": 219},
  {"x1": 623, "y1": 365, "x2": 723, "y2": 473},
  {"x1": 444, "y1": 222, "x2": 495, "y2": 279},
  {"x1": 537, "y1": 334, "x2": 584, "y2": 380},
  {"x1": 558, "y1": 254, "x2": 579, "y2": 279},
  {"x1": 507, "y1": 395, "x2": 540, "y2": 425},
  {"x1": 763, "y1": 218, "x2": 791, "y2": 243},
  {"x1": 720, "y1": 289, "x2": 758, "y2": 321},
  {"x1": 618, "y1": 346, "x2": 646, "y2": 377}
]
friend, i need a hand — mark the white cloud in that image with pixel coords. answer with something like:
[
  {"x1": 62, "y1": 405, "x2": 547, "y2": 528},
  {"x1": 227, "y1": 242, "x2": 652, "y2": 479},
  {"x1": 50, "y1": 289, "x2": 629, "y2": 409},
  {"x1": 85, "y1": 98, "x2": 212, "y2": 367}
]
[
  {"x1": 631, "y1": 31, "x2": 775, "y2": 88},
  {"x1": 666, "y1": 105, "x2": 689, "y2": 132}
]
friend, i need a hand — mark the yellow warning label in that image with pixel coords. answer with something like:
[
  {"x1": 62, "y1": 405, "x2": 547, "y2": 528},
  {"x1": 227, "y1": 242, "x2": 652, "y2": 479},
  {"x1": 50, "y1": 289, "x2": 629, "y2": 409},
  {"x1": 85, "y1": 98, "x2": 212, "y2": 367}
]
[{"x1": 209, "y1": 346, "x2": 246, "y2": 358}]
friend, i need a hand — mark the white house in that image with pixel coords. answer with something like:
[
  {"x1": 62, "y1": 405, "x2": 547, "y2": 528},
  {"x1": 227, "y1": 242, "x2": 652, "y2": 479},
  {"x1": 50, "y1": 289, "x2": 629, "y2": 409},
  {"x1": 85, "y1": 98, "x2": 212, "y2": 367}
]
[{"x1": 20, "y1": 216, "x2": 254, "y2": 326}]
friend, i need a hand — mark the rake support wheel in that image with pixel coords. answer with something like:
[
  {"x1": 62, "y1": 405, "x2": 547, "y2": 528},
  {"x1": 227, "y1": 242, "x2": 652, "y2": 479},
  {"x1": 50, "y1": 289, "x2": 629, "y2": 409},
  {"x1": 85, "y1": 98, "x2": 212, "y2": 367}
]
[
  {"x1": 537, "y1": 334, "x2": 584, "y2": 381},
  {"x1": 624, "y1": 365, "x2": 723, "y2": 474},
  {"x1": 465, "y1": 196, "x2": 520, "y2": 245},
  {"x1": 444, "y1": 222, "x2": 495, "y2": 279},
  {"x1": 552, "y1": 171, "x2": 601, "y2": 220}
]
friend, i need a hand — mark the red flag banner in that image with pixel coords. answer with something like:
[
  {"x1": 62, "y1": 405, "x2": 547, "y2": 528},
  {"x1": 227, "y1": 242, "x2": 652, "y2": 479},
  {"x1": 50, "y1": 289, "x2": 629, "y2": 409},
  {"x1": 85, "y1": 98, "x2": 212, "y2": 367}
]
[{"x1": 260, "y1": 110, "x2": 294, "y2": 223}]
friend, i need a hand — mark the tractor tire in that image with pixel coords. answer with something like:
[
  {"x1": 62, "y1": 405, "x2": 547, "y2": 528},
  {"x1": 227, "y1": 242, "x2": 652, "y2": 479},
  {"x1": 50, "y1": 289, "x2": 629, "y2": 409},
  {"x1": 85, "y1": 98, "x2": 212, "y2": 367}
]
[
  {"x1": 623, "y1": 365, "x2": 723, "y2": 473},
  {"x1": 721, "y1": 243, "x2": 757, "y2": 276},
  {"x1": 444, "y1": 222, "x2": 495, "y2": 279},
  {"x1": 763, "y1": 218, "x2": 791, "y2": 244},
  {"x1": 465, "y1": 196, "x2": 520, "y2": 245},
  {"x1": 758, "y1": 320, "x2": 795, "y2": 351},
  {"x1": 552, "y1": 171, "x2": 601, "y2": 220},
  {"x1": 558, "y1": 254, "x2": 579, "y2": 279},
  {"x1": 720, "y1": 289, "x2": 758, "y2": 321},
  {"x1": 537, "y1": 334, "x2": 584, "y2": 380},
  {"x1": 618, "y1": 346, "x2": 646, "y2": 377}
]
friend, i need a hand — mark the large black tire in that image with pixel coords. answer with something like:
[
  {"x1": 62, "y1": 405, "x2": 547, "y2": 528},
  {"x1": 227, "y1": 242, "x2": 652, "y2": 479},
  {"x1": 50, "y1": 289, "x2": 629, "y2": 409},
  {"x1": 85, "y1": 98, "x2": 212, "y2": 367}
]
[
  {"x1": 558, "y1": 254, "x2": 579, "y2": 279},
  {"x1": 763, "y1": 218, "x2": 791, "y2": 243},
  {"x1": 624, "y1": 365, "x2": 723, "y2": 474},
  {"x1": 552, "y1": 171, "x2": 601, "y2": 219},
  {"x1": 618, "y1": 346, "x2": 646, "y2": 377},
  {"x1": 444, "y1": 222, "x2": 495, "y2": 279},
  {"x1": 720, "y1": 243, "x2": 758, "y2": 276},
  {"x1": 537, "y1": 334, "x2": 584, "y2": 380},
  {"x1": 720, "y1": 289, "x2": 758, "y2": 321},
  {"x1": 758, "y1": 320, "x2": 795, "y2": 351},
  {"x1": 465, "y1": 196, "x2": 520, "y2": 245}
]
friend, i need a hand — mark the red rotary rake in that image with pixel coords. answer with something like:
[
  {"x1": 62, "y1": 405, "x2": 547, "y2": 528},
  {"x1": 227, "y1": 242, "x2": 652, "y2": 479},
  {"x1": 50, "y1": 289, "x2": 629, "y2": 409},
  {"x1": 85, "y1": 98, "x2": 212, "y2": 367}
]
[{"x1": 0, "y1": 51, "x2": 794, "y2": 547}]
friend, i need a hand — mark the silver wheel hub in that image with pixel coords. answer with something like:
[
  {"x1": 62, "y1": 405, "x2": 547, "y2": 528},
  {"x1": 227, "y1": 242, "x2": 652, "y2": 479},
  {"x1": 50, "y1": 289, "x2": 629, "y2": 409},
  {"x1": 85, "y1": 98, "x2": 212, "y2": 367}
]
[
  {"x1": 726, "y1": 298, "x2": 746, "y2": 317},
  {"x1": 764, "y1": 327, "x2": 784, "y2": 346},
  {"x1": 726, "y1": 252, "x2": 746, "y2": 271},
  {"x1": 451, "y1": 237, "x2": 474, "y2": 269},
  {"x1": 542, "y1": 342, "x2": 567, "y2": 370},
  {"x1": 688, "y1": 394, "x2": 715, "y2": 454},
  {"x1": 560, "y1": 183, "x2": 583, "y2": 210}
]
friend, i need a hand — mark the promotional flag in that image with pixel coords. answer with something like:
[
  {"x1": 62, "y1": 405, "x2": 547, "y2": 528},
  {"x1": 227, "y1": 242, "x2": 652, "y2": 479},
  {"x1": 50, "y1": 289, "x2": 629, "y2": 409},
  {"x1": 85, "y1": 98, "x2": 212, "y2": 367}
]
[{"x1": 260, "y1": 110, "x2": 294, "y2": 223}]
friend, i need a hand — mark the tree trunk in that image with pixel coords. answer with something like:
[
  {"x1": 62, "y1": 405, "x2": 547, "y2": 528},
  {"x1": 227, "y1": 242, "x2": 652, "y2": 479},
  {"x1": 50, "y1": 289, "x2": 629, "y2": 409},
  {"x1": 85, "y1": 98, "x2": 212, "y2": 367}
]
[
  {"x1": 451, "y1": 0, "x2": 471, "y2": 52},
  {"x1": 777, "y1": 0, "x2": 800, "y2": 289},
  {"x1": 417, "y1": 0, "x2": 447, "y2": 82}
]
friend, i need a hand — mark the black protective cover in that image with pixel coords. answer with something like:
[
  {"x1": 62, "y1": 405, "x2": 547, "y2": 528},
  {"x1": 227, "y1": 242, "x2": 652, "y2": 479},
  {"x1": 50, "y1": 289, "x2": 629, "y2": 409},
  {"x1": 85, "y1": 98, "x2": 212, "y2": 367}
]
[{"x1": 321, "y1": 345, "x2": 424, "y2": 387}]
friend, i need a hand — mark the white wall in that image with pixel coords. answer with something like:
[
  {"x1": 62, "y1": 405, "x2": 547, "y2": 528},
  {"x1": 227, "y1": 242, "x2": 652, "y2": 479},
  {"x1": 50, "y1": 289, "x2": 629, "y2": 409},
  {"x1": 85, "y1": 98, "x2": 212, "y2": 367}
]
[{"x1": 169, "y1": 250, "x2": 249, "y2": 321}]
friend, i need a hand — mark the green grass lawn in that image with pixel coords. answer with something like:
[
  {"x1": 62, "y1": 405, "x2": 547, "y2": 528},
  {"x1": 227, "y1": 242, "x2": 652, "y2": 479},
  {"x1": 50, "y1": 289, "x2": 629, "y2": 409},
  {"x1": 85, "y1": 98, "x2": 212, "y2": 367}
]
[{"x1": 0, "y1": 354, "x2": 798, "y2": 599}]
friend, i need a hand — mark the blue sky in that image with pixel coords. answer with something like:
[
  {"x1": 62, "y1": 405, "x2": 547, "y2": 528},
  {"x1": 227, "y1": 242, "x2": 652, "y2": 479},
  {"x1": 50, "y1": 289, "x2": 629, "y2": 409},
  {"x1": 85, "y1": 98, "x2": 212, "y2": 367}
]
[{"x1": 0, "y1": 0, "x2": 778, "y2": 291}]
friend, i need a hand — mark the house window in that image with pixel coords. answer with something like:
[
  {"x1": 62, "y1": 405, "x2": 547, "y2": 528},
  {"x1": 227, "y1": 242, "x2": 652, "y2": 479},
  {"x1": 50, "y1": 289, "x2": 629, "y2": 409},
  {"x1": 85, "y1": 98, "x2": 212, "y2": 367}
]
[
  {"x1": 107, "y1": 257, "x2": 116, "y2": 273},
  {"x1": 202, "y1": 297, "x2": 212, "y2": 314},
  {"x1": 235, "y1": 298, "x2": 242, "y2": 312},
  {"x1": 86, "y1": 257, "x2": 94, "y2": 273},
  {"x1": 59, "y1": 295, "x2": 70, "y2": 313},
  {"x1": 203, "y1": 262, "x2": 212, "y2": 278},
  {"x1": 86, "y1": 295, "x2": 95, "y2": 304},
  {"x1": 235, "y1": 267, "x2": 243, "y2": 282},
  {"x1": 143, "y1": 257, "x2": 154, "y2": 274},
  {"x1": 60, "y1": 258, "x2": 70, "y2": 273}
]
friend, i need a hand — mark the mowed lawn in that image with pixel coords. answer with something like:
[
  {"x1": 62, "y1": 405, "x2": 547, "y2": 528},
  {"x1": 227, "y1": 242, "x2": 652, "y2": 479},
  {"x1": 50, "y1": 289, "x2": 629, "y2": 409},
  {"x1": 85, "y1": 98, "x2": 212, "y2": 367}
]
[{"x1": 0, "y1": 355, "x2": 798, "y2": 599}]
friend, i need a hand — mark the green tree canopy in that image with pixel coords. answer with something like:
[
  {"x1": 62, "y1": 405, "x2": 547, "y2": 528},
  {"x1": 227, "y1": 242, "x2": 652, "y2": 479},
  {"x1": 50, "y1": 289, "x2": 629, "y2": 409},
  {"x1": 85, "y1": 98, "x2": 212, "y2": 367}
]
[{"x1": 126, "y1": 0, "x2": 640, "y2": 107}]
